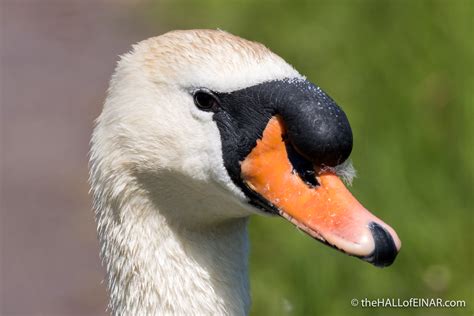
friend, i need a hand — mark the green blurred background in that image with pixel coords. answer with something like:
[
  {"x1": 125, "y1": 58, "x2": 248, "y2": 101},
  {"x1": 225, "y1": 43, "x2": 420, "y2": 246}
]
[
  {"x1": 2, "y1": 1, "x2": 472, "y2": 315},
  {"x1": 147, "y1": 1, "x2": 473, "y2": 315}
]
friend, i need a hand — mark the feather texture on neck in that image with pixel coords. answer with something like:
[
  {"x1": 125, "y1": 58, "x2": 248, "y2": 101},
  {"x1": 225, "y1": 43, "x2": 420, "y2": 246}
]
[{"x1": 92, "y1": 173, "x2": 251, "y2": 315}]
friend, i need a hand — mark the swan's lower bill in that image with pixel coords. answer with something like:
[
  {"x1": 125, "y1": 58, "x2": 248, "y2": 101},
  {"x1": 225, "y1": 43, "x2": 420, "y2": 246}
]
[{"x1": 241, "y1": 117, "x2": 401, "y2": 267}]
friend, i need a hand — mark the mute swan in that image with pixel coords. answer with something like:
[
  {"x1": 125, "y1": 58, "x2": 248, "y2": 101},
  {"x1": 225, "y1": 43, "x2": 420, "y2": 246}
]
[{"x1": 89, "y1": 29, "x2": 401, "y2": 315}]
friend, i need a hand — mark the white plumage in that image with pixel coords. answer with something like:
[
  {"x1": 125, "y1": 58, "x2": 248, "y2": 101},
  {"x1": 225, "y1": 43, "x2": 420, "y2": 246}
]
[{"x1": 90, "y1": 30, "x2": 301, "y2": 315}]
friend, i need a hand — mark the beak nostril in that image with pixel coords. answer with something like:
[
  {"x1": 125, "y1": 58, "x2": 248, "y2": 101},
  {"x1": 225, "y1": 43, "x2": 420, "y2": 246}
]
[
  {"x1": 285, "y1": 141, "x2": 319, "y2": 187},
  {"x1": 364, "y1": 222, "x2": 399, "y2": 267}
]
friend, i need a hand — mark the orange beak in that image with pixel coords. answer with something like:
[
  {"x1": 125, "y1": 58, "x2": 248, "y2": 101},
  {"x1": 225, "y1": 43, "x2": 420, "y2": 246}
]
[{"x1": 241, "y1": 117, "x2": 401, "y2": 266}]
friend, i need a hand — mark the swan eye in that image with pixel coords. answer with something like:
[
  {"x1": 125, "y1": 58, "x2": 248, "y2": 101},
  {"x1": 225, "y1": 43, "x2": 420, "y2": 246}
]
[{"x1": 193, "y1": 90, "x2": 220, "y2": 112}]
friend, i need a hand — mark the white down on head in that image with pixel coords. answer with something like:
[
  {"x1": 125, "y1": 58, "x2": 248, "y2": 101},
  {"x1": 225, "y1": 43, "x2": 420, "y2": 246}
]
[{"x1": 90, "y1": 29, "x2": 302, "y2": 315}]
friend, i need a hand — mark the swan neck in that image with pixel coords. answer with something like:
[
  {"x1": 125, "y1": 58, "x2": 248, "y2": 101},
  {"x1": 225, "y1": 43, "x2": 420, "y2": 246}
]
[{"x1": 99, "y1": 195, "x2": 251, "y2": 315}]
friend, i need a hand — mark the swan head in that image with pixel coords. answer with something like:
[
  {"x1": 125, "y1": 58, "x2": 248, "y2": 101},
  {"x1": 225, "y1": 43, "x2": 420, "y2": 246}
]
[{"x1": 90, "y1": 29, "x2": 400, "y2": 267}]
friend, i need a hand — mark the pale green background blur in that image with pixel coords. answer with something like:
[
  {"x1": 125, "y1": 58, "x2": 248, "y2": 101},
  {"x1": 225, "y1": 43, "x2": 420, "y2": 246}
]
[{"x1": 1, "y1": 1, "x2": 472, "y2": 315}]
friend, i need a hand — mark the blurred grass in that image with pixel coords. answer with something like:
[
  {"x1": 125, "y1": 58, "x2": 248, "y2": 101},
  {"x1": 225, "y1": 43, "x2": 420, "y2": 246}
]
[{"x1": 144, "y1": 1, "x2": 473, "y2": 315}]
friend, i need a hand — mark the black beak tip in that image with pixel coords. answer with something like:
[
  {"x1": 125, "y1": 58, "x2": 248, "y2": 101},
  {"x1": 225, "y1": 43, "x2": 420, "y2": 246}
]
[{"x1": 364, "y1": 222, "x2": 399, "y2": 268}]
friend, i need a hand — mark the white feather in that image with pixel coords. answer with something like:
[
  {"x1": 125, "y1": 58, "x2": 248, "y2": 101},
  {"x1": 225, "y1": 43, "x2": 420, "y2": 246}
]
[{"x1": 89, "y1": 30, "x2": 302, "y2": 315}]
